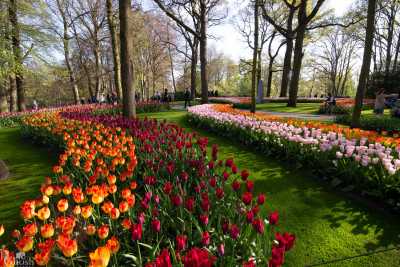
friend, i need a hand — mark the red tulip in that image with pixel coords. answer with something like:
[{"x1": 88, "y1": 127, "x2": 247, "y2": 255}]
[
  {"x1": 201, "y1": 231, "x2": 211, "y2": 246},
  {"x1": 252, "y1": 218, "x2": 265, "y2": 234},
  {"x1": 242, "y1": 192, "x2": 252, "y2": 205},
  {"x1": 269, "y1": 211, "x2": 279, "y2": 225},
  {"x1": 232, "y1": 180, "x2": 241, "y2": 191},
  {"x1": 230, "y1": 224, "x2": 240, "y2": 240},
  {"x1": 240, "y1": 169, "x2": 249, "y2": 181},
  {"x1": 176, "y1": 235, "x2": 187, "y2": 251},
  {"x1": 151, "y1": 219, "x2": 161, "y2": 233},
  {"x1": 246, "y1": 180, "x2": 254, "y2": 192},
  {"x1": 216, "y1": 187, "x2": 224, "y2": 199},
  {"x1": 199, "y1": 214, "x2": 209, "y2": 226},
  {"x1": 131, "y1": 223, "x2": 142, "y2": 241},
  {"x1": 163, "y1": 182, "x2": 173, "y2": 195},
  {"x1": 257, "y1": 194, "x2": 266, "y2": 205}
]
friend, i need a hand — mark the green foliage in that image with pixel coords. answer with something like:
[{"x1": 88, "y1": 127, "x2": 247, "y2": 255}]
[
  {"x1": 318, "y1": 105, "x2": 351, "y2": 115},
  {"x1": 336, "y1": 114, "x2": 400, "y2": 134},
  {"x1": 367, "y1": 70, "x2": 400, "y2": 97},
  {"x1": 0, "y1": 115, "x2": 24, "y2": 128}
]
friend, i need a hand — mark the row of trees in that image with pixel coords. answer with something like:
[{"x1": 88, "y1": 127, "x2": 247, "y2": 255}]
[{"x1": 0, "y1": 0, "x2": 394, "y2": 126}]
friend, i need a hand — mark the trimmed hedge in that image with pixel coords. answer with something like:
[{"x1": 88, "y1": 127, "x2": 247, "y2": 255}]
[{"x1": 335, "y1": 114, "x2": 400, "y2": 134}]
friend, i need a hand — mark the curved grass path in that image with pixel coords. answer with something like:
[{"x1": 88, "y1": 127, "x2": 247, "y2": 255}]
[
  {"x1": 0, "y1": 128, "x2": 55, "y2": 239},
  {"x1": 140, "y1": 111, "x2": 400, "y2": 267}
]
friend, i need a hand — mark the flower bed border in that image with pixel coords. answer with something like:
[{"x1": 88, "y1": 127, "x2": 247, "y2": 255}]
[{"x1": 186, "y1": 107, "x2": 400, "y2": 212}]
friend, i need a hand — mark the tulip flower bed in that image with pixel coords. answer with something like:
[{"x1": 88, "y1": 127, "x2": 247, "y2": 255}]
[
  {"x1": 0, "y1": 105, "x2": 104, "y2": 129},
  {"x1": 0, "y1": 107, "x2": 295, "y2": 267},
  {"x1": 187, "y1": 104, "x2": 400, "y2": 209},
  {"x1": 0, "y1": 102, "x2": 170, "y2": 129}
]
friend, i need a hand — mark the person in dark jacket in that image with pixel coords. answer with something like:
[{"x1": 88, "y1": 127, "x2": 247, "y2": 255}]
[{"x1": 184, "y1": 88, "x2": 191, "y2": 108}]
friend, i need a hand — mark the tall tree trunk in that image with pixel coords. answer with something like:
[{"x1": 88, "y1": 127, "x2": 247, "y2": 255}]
[
  {"x1": 199, "y1": 0, "x2": 208, "y2": 104},
  {"x1": 9, "y1": 0, "x2": 25, "y2": 111},
  {"x1": 0, "y1": 82, "x2": 8, "y2": 113},
  {"x1": 266, "y1": 61, "x2": 274, "y2": 97},
  {"x1": 287, "y1": 2, "x2": 307, "y2": 107},
  {"x1": 167, "y1": 43, "x2": 177, "y2": 93},
  {"x1": 190, "y1": 39, "x2": 198, "y2": 100},
  {"x1": 106, "y1": 0, "x2": 122, "y2": 101},
  {"x1": 119, "y1": 0, "x2": 135, "y2": 117},
  {"x1": 279, "y1": 10, "x2": 294, "y2": 97},
  {"x1": 352, "y1": 0, "x2": 376, "y2": 128},
  {"x1": 393, "y1": 30, "x2": 400, "y2": 71},
  {"x1": 280, "y1": 39, "x2": 293, "y2": 97},
  {"x1": 94, "y1": 43, "x2": 102, "y2": 99},
  {"x1": 385, "y1": 2, "x2": 396, "y2": 75},
  {"x1": 250, "y1": 0, "x2": 259, "y2": 113},
  {"x1": 58, "y1": 1, "x2": 80, "y2": 105},
  {"x1": 257, "y1": 47, "x2": 262, "y2": 99},
  {"x1": 9, "y1": 75, "x2": 17, "y2": 112}
]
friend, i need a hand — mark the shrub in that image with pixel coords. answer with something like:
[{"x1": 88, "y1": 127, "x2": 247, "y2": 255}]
[{"x1": 335, "y1": 114, "x2": 400, "y2": 134}]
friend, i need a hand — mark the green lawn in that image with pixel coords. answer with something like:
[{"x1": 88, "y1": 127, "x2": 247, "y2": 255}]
[
  {"x1": 361, "y1": 109, "x2": 391, "y2": 115},
  {"x1": 0, "y1": 128, "x2": 55, "y2": 240},
  {"x1": 139, "y1": 111, "x2": 400, "y2": 267},
  {"x1": 256, "y1": 102, "x2": 321, "y2": 114}
]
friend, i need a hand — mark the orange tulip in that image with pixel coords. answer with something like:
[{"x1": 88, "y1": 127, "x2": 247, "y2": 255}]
[
  {"x1": 57, "y1": 234, "x2": 78, "y2": 257},
  {"x1": 0, "y1": 248, "x2": 15, "y2": 267},
  {"x1": 37, "y1": 206, "x2": 50, "y2": 221},
  {"x1": 23, "y1": 223, "x2": 37, "y2": 236},
  {"x1": 81, "y1": 205, "x2": 93, "y2": 219},
  {"x1": 130, "y1": 181, "x2": 137, "y2": 190},
  {"x1": 20, "y1": 200, "x2": 35, "y2": 220},
  {"x1": 57, "y1": 199, "x2": 69, "y2": 212},
  {"x1": 34, "y1": 250, "x2": 51, "y2": 266},
  {"x1": 110, "y1": 208, "x2": 120, "y2": 220},
  {"x1": 109, "y1": 184, "x2": 117, "y2": 194},
  {"x1": 72, "y1": 187, "x2": 85, "y2": 203},
  {"x1": 40, "y1": 224, "x2": 54, "y2": 239},
  {"x1": 97, "y1": 225, "x2": 109, "y2": 240},
  {"x1": 107, "y1": 175, "x2": 116, "y2": 185},
  {"x1": 11, "y1": 229, "x2": 20, "y2": 239},
  {"x1": 101, "y1": 201, "x2": 114, "y2": 214},
  {"x1": 121, "y1": 188, "x2": 131, "y2": 199},
  {"x1": 16, "y1": 236, "x2": 34, "y2": 252},
  {"x1": 126, "y1": 195, "x2": 135, "y2": 207},
  {"x1": 69, "y1": 206, "x2": 79, "y2": 217},
  {"x1": 0, "y1": 224, "x2": 4, "y2": 237},
  {"x1": 118, "y1": 201, "x2": 129, "y2": 213},
  {"x1": 89, "y1": 246, "x2": 111, "y2": 267},
  {"x1": 55, "y1": 216, "x2": 75, "y2": 235},
  {"x1": 92, "y1": 194, "x2": 104, "y2": 204},
  {"x1": 63, "y1": 182, "x2": 73, "y2": 195},
  {"x1": 121, "y1": 218, "x2": 132, "y2": 230},
  {"x1": 44, "y1": 185, "x2": 54, "y2": 196},
  {"x1": 87, "y1": 224, "x2": 96, "y2": 236},
  {"x1": 41, "y1": 195, "x2": 49, "y2": 204},
  {"x1": 106, "y1": 236, "x2": 120, "y2": 254}
]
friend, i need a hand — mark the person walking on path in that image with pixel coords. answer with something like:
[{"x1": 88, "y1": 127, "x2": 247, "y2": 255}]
[
  {"x1": 184, "y1": 88, "x2": 191, "y2": 108},
  {"x1": 32, "y1": 99, "x2": 38, "y2": 110},
  {"x1": 163, "y1": 88, "x2": 169, "y2": 103},
  {"x1": 324, "y1": 93, "x2": 336, "y2": 115},
  {"x1": 374, "y1": 89, "x2": 387, "y2": 115}
]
